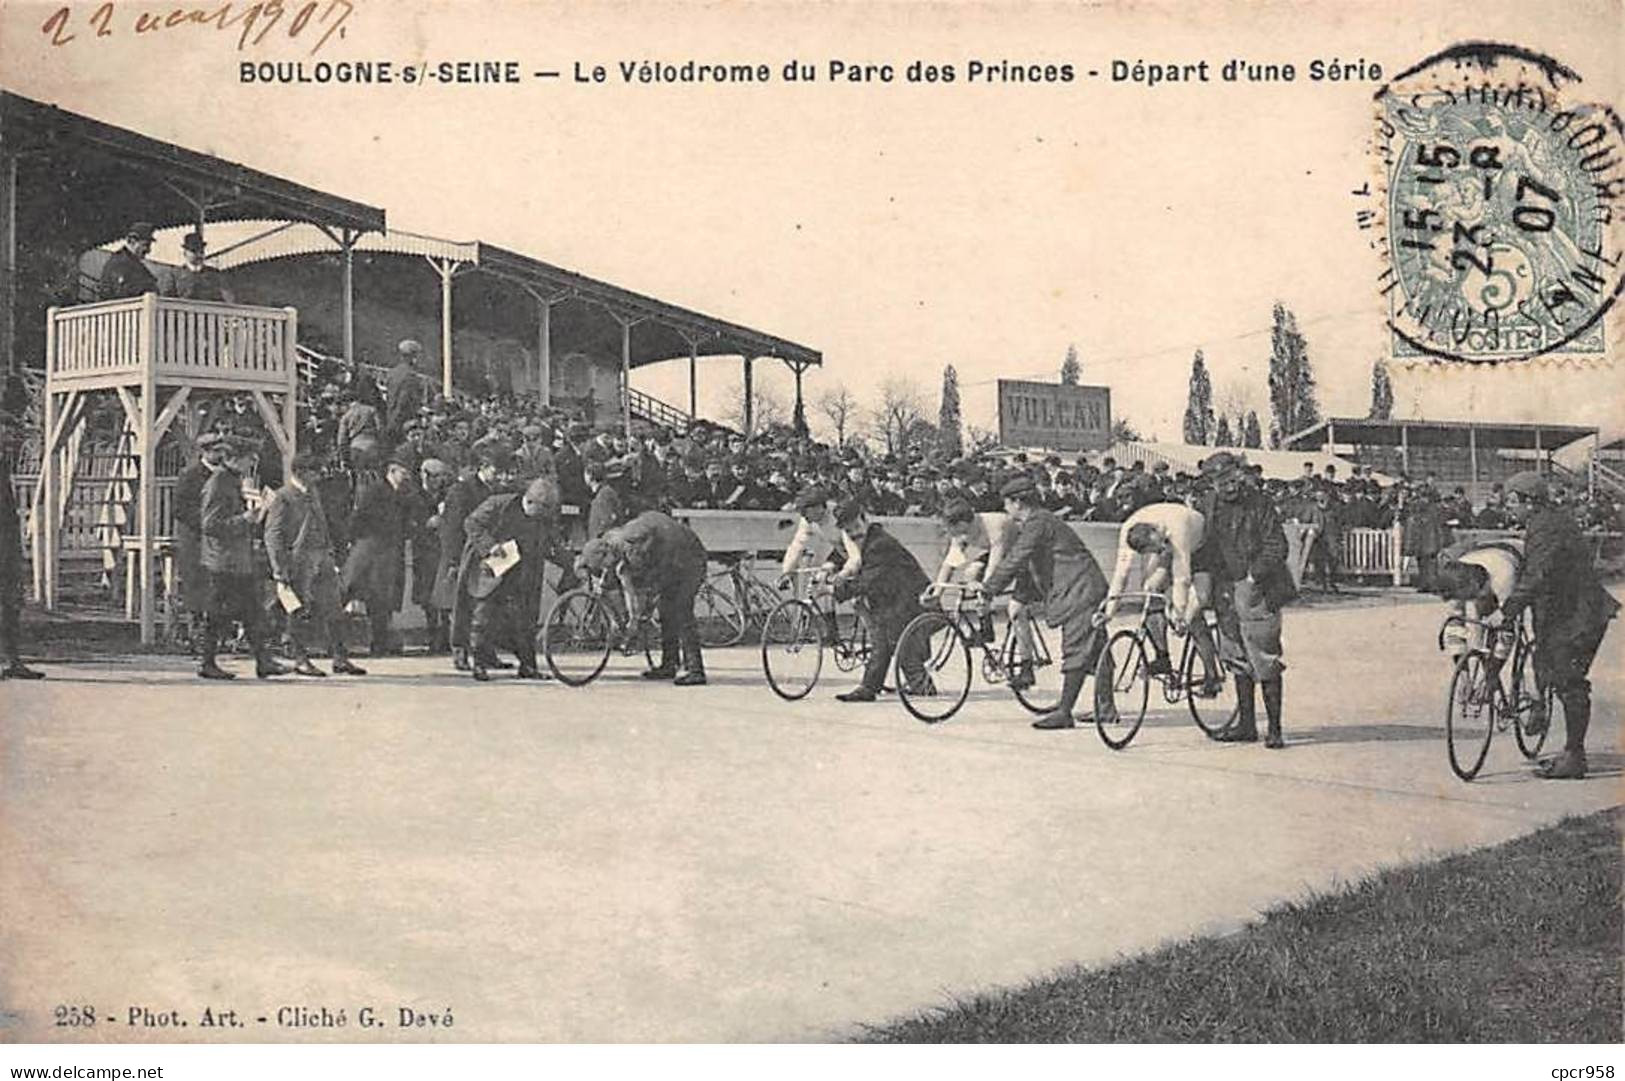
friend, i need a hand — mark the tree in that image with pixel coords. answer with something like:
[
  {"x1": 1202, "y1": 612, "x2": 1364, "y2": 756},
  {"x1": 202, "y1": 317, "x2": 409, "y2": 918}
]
[
  {"x1": 1243, "y1": 409, "x2": 1263, "y2": 448},
  {"x1": 1181, "y1": 349, "x2": 1215, "y2": 445},
  {"x1": 1266, "y1": 301, "x2": 1321, "y2": 448},
  {"x1": 721, "y1": 384, "x2": 786, "y2": 434},
  {"x1": 1060, "y1": 343, "x2": 1081, "y2": 385},
  {"x1": 937, "y1": 364, "x2": 963, "y2": 457},
  {"x1": 965, "y1": 424, "x2": 1000, "y2": 454},
  {"x1": 869, "y1": 376, "x2": 928, "y2": 456},
  {"x1": 1111, "y1": 416, "x2": 1142, "y2": 444},
  {"x1": 817, "y1": 383, "x2": 858, "y2": 446},
  {"x1": 1214, "y1": 414, "x2": 1235, "y2": 447},
  {"x1": 1368, "y1": 360, "x2": 1394, "y2": 420}
]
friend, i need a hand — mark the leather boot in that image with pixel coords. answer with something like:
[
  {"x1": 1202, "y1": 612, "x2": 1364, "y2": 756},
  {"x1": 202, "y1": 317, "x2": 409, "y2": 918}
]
[
  {"x1": 1262, "y1": 677, "x2": 1285, "y2": 748},
  {"x1": 197, "y1": 654, "x2": 235, "y2": 680},
  {"x1": 452, "y1": 647, "x2": 471, "y2": 672},
  {"x1": 1216, "y1": 674, "x2": 1258, "y2": 742},
  {"x1": 1033, "y1": 666, "x2": 1088, "y2": 730}
]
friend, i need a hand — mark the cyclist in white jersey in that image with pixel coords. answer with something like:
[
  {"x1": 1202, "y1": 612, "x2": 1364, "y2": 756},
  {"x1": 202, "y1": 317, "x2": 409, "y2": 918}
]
[
  {"x1": 1100, "y1": 500, "x2": 1220, "y2": 691},
  {"x1": 1436, "y1": 536, "x2": 1525, "y2": 660}
]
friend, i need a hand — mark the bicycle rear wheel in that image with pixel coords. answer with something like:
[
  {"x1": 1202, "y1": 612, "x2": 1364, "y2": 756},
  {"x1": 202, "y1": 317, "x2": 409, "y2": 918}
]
[
  {"x1": 1007, "y1": 618, "x2": 1062, "y2": 715},
  {"x1": 1445, "y1": 653, "x2": 1497, "y2": 781},
  {"x1": 543, "y1": 589, "x2": 614, "y2": 686},
  {"x1": 1096, "y1": 629, "x2": 1149, "y2": 750},
  {"x1": 895, "y1": 610, "x2": 971, "y2": 723},
  {"x1": 695, "y1": 580, "x2": 748, "y2": 648},
  {"x1": 761, "y1": 599, "x2": 824, "y2": 701},
  {"x1": 1182, "y1": 627, "x2": 1239, "y2": 739}
]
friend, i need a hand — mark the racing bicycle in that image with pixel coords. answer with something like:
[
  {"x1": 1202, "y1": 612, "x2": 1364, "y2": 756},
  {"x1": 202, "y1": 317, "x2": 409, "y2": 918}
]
[
  {"x1": 540, "y1": 569, "x2": 658, "y2": 686},
  {"x1": 891, "y1": 580, "x2": 1061, "y2": 723},
  {"x1": 760, "y1": 567, "x2": 871, "y2": 701},
  {"x1": 1094, "y1": 590, "x2": 1238, "y2": 750},
  {"x1": 1440, "y1": 611, "x2": 1552, "y2": 781}
]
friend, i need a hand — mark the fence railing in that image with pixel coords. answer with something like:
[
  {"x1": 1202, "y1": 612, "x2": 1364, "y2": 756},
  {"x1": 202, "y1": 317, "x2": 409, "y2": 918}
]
[{"x1": 50, "y1": 295, "x2": 298, "y2": 389}]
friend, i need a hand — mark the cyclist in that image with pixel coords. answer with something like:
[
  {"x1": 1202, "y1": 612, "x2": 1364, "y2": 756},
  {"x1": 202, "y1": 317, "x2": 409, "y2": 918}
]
[
  {"x1": 930, "y1": 498, "x2": 1038, "y2": 690},
  {"x1": 779, "y1": 486, "x2": 862, "y2": 586},
  {"x1": 1435, "y1": 536, "x2": 1525, "y2": 663},
  {"x1": 1099, "y1": 501, "x2": 1220, "y2": 694}
]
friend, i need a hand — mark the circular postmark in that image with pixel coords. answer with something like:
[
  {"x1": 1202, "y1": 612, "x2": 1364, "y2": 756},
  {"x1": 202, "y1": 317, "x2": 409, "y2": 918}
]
[{"x1": 1367, "y1": 42, "x2": 1625, "y2": 363}]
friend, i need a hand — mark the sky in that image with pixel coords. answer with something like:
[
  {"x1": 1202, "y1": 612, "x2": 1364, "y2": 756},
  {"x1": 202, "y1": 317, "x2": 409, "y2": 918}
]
[{"x1": 2, "y1": 0, "x2": 1620, "y2": 445}]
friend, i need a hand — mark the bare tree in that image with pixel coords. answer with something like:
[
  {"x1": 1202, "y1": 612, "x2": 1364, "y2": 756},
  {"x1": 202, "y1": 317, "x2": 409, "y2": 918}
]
[
  {"x1": 965, "y1": 424, "x2": 1001, "y2": 454},
  {"x1": 817, "y1": 384, "x2": 859, "y2": 446},
  {"x1": 720, "y1": 385, "x2": 787, "y2": 434},
  {"x1": 868, "y1": 376, "x2": 928, "y2": 456}
]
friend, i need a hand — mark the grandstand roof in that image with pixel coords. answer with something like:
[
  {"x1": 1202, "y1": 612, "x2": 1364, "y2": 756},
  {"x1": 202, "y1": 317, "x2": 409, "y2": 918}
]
[
  {"x1": 1, "y1": 90, "x2": 385, "y2": 250},
  {"x1": 1284, "y1": 416, "x2": 1599, "y2": 451},
  {"x1": 1109, "y1": 441, "x2": 1391, "y2": 483}
]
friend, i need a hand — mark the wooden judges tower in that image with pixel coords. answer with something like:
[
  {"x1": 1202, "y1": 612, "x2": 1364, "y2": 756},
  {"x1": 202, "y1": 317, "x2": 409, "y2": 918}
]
[{"x1": 39, "y1": 293, "x2": 299, "y2": 645}]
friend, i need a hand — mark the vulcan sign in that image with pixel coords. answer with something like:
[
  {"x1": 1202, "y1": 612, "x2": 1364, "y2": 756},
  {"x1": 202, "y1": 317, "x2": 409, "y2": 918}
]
[{"x1": 996, "y1": 380, "x2": 1112, "y2": 451}]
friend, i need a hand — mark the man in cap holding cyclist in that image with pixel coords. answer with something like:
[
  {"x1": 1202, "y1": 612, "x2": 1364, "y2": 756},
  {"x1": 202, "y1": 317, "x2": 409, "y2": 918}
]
[{"x1": 1494, "y1": 470, "x2": 1618, "y2": 779}]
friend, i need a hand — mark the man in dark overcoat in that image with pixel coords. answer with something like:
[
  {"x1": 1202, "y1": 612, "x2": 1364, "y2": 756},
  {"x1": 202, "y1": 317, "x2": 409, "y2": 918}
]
[
  {"x1": 829, "y1": 501, "x2": 931, "y2": 702},
  {"x1": 459, "y1": 477, "x2": 574, "y2": 680},
  {"x1": 264, "y1": 451, "x2": 366, "y2": 677},
  {"x1": 579, "y1": 509, "x2": 709, "y2": 685},
  {"x1": 1500, "y1": 470, "x2": 1620, "y2": 780},
  {"x1": 341, "y1": 440, "x2": 410, "y2": 656},
  {"x1": 198, "y1": 437, "x2": 288, "y2": 679}
]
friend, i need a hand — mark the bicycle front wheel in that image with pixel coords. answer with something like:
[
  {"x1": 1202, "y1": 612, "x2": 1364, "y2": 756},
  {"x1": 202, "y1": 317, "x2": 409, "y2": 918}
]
[
  {"x1": 695, "y1": 581, "x2": 748, "y2": 648},
  {"x1": 1183, "y1": 627, "x2": 1239, "y2": 739},
  {"x1": 761, "y1": 599, "x2": 824, "y2": 701},
  {"x1": 1445, "y1": 653, "x2": 1497, "y2": 781},
  {"x1": 1096, "y1": 629, "x2": 1150, "y2": 750},
  {"x1": 895, "y1": 610, "x2": 971, "y2": 724},
  {"x1": 543, "y1": 589, "x2": 614, "y2": 686}
]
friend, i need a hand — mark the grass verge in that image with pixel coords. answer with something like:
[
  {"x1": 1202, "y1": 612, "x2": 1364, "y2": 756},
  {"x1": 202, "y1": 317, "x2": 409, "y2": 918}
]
[{"x1": 860, "y1": 808, "x2": 1623, "y2": 1042}]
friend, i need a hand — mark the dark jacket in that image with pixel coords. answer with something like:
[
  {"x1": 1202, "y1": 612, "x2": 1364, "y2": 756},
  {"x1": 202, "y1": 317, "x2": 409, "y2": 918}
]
[
  {"x1": 982, "y1": 508, "x2": 1108, "y2": 626},
  {"x1": 172, "y1": 458, "x2": 213, "y2": 608},
  {"x1": 1502, "y1": 505, "x2": 1621, "y2": 663},
  {"x1": 588, "y1": 484, "x2": 629, "y2": 540},
  {"x1": 1203, "y1": 489, "x2": 1295, "y2": 610},
  {"x1": 264, "y1": 480, "x2": 343, "y2": 613},
  {"x1": 555, "y1": 444, "x2": 590, "y2": 511},
  {"x1": 439, "y1": 476, "x2": 492, "y2": 635},
  {"x1": 0, "y1": 453, "x2": 22, "y2": 602},
  {"x1": 99, "y1": 248, "x2": 158, "y2": 301},
  {"x1": 835, "y1": 522, "x2": 929, "y2": 618},
  {"x1": 199, "y1": 467, "x2": 257, "y2": 575},
  {"x1": 460, "y1": 492, "x2": 567, "y2": 605},
  {"x1": 617, "y1": 511, "x2": 708, "y2": 592},
  {"x1": 384, "y1": 363, "x2": 424, "y2": 437},
  {"x1": 341, "y1": 473, "x2": 408, "y2": 608}
]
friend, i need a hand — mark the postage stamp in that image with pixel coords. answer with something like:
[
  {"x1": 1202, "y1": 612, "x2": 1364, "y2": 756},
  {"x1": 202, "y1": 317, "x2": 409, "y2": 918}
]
[{"x1": 1369, "y1": 42, "x2": 1625, "y2": 364}]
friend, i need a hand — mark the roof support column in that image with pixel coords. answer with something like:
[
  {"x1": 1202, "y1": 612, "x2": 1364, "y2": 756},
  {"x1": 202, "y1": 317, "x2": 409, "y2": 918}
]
[
  {"x1": 1468, "y1": 424, "x2": 1478, "y2": 501},
  {"x1": 621, "y1": 319, "x2": 633, "y2": 435},
  {"x1": 1324, "y1": 418, "x2": 1335, "y2": 455},
  {"x1": 791, "y1": 359, "x2": 805, "y2": 435},
  {"x1": 341, "y1": 229, "x2": 358, "y2": 365},
  {"x1": 1534, "y1": 426, "x2": 1543, "y2": 472},
  {"x1": 537, "y1": 298, "x2": 551, "y2": 408},
  {"x1": 742, "y1": 355, "x2": 754, "y2": 437},
  {"x1": 1400, "y1": 423, "x2": 1409, "y2": 477},
  {"x1": 689, "y1": 341, "x2": 699, "y2": 420},
  {"x1": 426, "y1": 255, "x2": 466, "y2": 400}
]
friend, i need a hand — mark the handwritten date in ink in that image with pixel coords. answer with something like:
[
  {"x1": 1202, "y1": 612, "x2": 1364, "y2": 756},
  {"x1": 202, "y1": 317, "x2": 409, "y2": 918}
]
[{"x1": 40, "y1": 1, "x2": 355, "y2": 58}]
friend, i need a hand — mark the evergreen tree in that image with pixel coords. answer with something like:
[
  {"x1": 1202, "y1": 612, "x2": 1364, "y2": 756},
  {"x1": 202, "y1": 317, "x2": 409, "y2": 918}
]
[
  {"x1": 1181, "y1": 349, "x2": 1215, "y2": 445},
  {"x1": 1214, "y1": 414, "x2": 1235, "y2": 447},
  {"x1": 1060, "y1": 343, "x2": 1081, "y2": 385},
  {"x1": 1368, "y1": 360, "x2": 1394, "y2": 420},
  {"x1": 1243, "y1": 409, "x2": 1263, "y2": 449},
  {"x1": 937, "y1": 364, "x2": 963, "y2": 457},
  {"x1": 1266, "y1": 302, "x2": 1321, "y2": 448}
]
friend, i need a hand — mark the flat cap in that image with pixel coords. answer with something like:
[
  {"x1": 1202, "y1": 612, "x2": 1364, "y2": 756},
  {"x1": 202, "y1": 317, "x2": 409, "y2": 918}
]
[
  {"x1": 1200, "y1": 450, "x2": 1245, "y2": 477},
  {"x1": 999, "y1": 474, "x2": 1036, "y2": 499}
]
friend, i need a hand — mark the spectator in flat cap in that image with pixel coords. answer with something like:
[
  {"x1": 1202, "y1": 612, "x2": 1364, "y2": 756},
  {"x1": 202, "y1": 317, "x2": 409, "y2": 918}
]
[
  {"x1": 829, "y1": 501, "x2": 932, "y2": 702},
  {"x1": 265, "y1": 451, "x2": 367, "y2": 678},
  {"x1": 341, "y1": 447, "x2": 413, "y2": 657},
  {"x1": 197, "y1": 437, "x2": 288, "y2": 680},
  {"x1": 441, "y1": 447, "x2": 513, "y2": 672},
  {"x1": 385, "y1": 340, "x2": 427, "y2": 445},
  {"x1": 413, "y1": 458, "x2": 456, "y2": 652},
  {"x1": 171, "y1": 431, "x2": 234, "y2": 655},
  {"x1": 99, "y1": 221, "x2": 159, "y2": 301}
]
